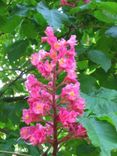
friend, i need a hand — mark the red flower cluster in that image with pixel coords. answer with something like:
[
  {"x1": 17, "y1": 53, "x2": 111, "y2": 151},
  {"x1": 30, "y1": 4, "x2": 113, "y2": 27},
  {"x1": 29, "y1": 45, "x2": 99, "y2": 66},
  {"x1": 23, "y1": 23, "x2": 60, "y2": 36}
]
[{"x1": 20, "y1": 27, "x2": 86, "y2": 147}]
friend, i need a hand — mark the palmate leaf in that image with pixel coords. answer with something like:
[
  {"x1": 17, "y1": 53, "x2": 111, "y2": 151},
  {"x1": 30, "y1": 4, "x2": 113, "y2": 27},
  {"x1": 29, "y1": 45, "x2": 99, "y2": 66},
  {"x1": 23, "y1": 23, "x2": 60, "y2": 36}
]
[
  {"x1": 36, "y1": 1, "x2": 69, "y2": 29},
  {"x1": 80, "y1": 118, "x2": 117, "y2": 156}
]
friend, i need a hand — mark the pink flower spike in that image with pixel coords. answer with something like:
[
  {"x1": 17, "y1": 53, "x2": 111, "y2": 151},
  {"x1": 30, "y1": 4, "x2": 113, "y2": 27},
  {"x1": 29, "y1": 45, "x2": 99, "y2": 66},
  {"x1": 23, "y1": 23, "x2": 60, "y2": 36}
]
[{"x1": 20, "y1": 26, "x2": 86, "y2": 149}]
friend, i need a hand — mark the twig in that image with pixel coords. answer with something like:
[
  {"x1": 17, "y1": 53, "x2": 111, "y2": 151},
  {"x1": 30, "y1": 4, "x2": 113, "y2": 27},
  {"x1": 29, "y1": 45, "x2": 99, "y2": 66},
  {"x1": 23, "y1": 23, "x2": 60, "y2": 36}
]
[
  {"x1": 0, "y1": 150, "x2": 31, "y2": 156},
  {"x1": 0, "y1": 95, "x2": 27, "y2": 102},
  {"x1": 0, "y1": 64, "x2": 33, "y2": 97}
]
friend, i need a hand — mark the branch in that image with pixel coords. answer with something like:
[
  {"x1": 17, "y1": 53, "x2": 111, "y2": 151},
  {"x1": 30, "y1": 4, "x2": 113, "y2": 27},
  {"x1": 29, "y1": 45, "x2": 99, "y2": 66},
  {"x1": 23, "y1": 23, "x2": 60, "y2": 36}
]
[
  {"x1": 0, "y1": 64, "x2": 33, "y2": 97},
  {"x1": 0, "y1": 95, "x2": 27, "y2": 102},
  {"x1": 0, "y1": 150, "x2": 31, "y2": 156}
]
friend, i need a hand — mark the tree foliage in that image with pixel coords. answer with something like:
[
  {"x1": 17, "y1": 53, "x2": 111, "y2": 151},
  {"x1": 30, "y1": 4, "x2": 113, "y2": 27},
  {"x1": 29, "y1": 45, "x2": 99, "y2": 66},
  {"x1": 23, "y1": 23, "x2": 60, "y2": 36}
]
[{"x1": 0, "y1": 0, "x2": 117, "y2": 155}]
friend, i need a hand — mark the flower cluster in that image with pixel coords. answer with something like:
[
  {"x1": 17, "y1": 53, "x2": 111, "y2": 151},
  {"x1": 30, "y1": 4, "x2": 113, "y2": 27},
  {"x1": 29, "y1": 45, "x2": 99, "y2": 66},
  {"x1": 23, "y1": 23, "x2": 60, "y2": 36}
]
[
  {"x1": 20, "y1": 27, "x2": 86, "y2": 147},
  {"x1": 60, "y1": 0, "x2": 90, "y2": 6}
]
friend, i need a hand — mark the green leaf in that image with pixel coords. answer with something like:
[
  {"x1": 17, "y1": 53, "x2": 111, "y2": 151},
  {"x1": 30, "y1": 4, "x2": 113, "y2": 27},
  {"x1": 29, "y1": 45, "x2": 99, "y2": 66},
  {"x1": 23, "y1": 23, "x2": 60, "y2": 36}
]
[
  {"x1": 88, "y1": 50, "x2": 111, "y2": 72},
  {"x1": 0, "y1": 16, "x2": 21, "y2": 33},
  {"x1": 79, "y1": 74, "x2": 97, "y2": 94},
  {"x1": 94, "y1": 2, "x2": 117, "y2": 24},
  {"x1": 20, "y1": 19, "x2": 37, "y2": 38},
  {"x1": 14, "y1": 4, "x2": 29, "y2": 17},
  {"x1": 36, "y1": 1, "x2": 68, "y2": 29},
  {"x1": 0, "y1": 1, "x2": 8, "y2": 15},
  {"x1": 57, "y1": 72, "x2": 67, "y2": 85},
  {"x1": 78, "y1": 60, "x2": 88, "y2": 70},
  {"x1": 97, "y1": 113, "x2": 117, "y2": 131},
  {"x1": 7, "y1": 40, "x2": 29, "y2": 61},
  {"x1": 80, "y1": 118, "x2": 117, "y2": 156},
  {"x1": 105, "y1": 26, "x2": 117, "y2": 38},
  {"x1": 81, "y1": 87, "x2": 117, "y2": 116}
]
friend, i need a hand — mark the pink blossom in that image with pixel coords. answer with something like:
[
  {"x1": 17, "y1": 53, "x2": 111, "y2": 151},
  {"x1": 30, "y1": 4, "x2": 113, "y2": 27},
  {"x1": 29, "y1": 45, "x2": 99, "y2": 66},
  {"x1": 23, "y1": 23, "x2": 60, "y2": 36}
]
[
  {"x1": 45, "y1": 123, "x2": 53, "y2": 136},
  {"x1": 25, "y1": 74, "x2": 40, "y2": 91},
  {"x1": 67, "y1": 35, "x2": 77, "y2": 49},
  {"x1": 58, "y1": 57, "x2": 76, "y2": 72},
  {"x1": 37, "y1": 60, "x2": 54, "y2": 78},
  {"x1": 32, "y1": 101, "x2": 50, "y2": 115},
  {"x1": 31, "y1": 50, "x2": 49, "y2": 66},
  {"x1": 61, "y1": 82, "x2": 80, "y2": 102},
  {"x1": 59, "y1": 108, "x2": 78, "y2": 127},
  {"x1": 20, "y1": 126, "x2": 36, "y2": 140},
  {"x1": 42, "y1": 27, "x2": 57, "y2": 47},
  {"x1": 73, "y1": 124, "x2": 87, "y2": 137},
  {"x1": 64, "y1": 71, "x2": 77, "y2": 84},
  {"x1": 22, "y1": 109, "x2": 39, "y2": 124},
  {"x1": 45, "y1": 27, "x2": 54, "y2": 37},
  {"x1": 29, "y1": 124, "x2": 47, "y2": 145},
  {"x1": 70, "y1": 98, "x2": 85, "y2": 115},
  {"x1": 21, "y1": 26, "x2": 86, "y2": 147}
]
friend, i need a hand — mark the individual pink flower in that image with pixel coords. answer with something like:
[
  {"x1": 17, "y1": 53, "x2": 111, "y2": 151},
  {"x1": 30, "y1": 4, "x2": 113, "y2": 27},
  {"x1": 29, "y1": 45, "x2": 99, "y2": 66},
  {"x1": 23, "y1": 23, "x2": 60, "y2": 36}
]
[
  {"x1": 58, "y1": 57, "x2": 76, "y2": 72},
  {"x1": 32, "y1": 101, "x2": 50, "y2": 115},
  {"x1": 70, "y1": 98, "x2": 85, "y2": 115},
  {"x1": 20, "y1": 127, "x2": 30, "y2": 140},
  {"x1": 67, "y1": 35, "x2": 77, "y2": 49},
  {"x1": 29, "y1": 124, "x2": 47, "y2": 145},
  {"x1": 61, "y1": 82, "x2": 80, "y2": 102},
  {"x1": 22, "y1": 109, "x2": 39, "y2": 124},
  {"x1": 59, "y1": 108, "x2": 78, "y2": 127},
  {"x1": 31, "y1": 50, "x2": 48, "y2": 66},
  {"x1": 42, "y1": 27, "x2": 57, "y2": 47},
  {"x1": 45, "y1": 123, "x2": 53, "y2": 136},
  {"x1": 37, "y1": 60, "x2": 54, "y2": 78},
  {"x1": 25, "y1": 74, "x2": 40, "y2": 91},
  {"x1": 64, "y1": 70, "x2": 77, "y2": 84},
  {"x1": 20, "y1": 126, "x2": 36, "y2": 140},
  {"x1": 72, "y1": 124, "x2": 87, "y2": 138}
]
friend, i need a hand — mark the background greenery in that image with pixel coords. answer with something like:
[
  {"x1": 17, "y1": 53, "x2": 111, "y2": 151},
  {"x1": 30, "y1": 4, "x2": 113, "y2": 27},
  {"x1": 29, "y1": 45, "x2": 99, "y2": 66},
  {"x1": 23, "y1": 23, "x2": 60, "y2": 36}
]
[{"x1": 0, "y1": 0, "x2": 117, "y2": 155}]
